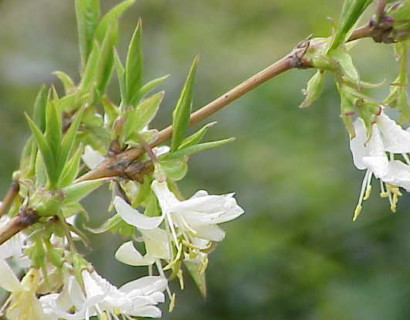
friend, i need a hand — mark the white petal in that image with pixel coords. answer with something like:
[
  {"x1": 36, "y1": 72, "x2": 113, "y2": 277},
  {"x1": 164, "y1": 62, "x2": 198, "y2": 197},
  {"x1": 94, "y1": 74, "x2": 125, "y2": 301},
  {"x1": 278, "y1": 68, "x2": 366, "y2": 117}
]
[
  {"x1": 362, "y1": 124, "x2": 389, "y2": 178},
  {"x1": 119, "y1": 276, "x2": 167, "y2": 295},
  {"x1": 350, "y1": 118, "x2": 369, "y2": 170},
  {"x1": 81, "y1": 145, "x2": 105, "y2": 169},
  {"x1": 0, "y1": 259, "x2": 22, "y2": 292},
  {"x1": 151, "y1": 180, "x2": 180, "y2": 212},
  {"x1": 115, "y1": 241, "x2": 153, "y2": 266},
  {"x1": 141, "y1": 229, "x2": 171, "y2": 260},
  {"x1": 193, "y1": 224, "x2": 226, "y2": 241},
  {"x1": 378, "y1": 113, "x2": 410, "y2": 153},
  {"x1": 383, "y1": 160, "x2": 410, "y2": 190},
  {"x1": 153, "y1": 146, "x2": 170, "y2": 156},
  {"x1": 114, "y1": 196, "x2": 163, "y2": 230}
]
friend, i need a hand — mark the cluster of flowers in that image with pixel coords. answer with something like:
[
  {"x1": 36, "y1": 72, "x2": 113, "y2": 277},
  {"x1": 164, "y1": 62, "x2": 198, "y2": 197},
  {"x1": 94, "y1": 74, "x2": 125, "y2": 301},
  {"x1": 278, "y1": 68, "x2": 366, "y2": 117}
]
[
  {"x1": 350, "y1": 108, "x2": 410, "y2": 219},
  {"x1": 0, "y1": 160, "x2": 244, "y2": 320}
]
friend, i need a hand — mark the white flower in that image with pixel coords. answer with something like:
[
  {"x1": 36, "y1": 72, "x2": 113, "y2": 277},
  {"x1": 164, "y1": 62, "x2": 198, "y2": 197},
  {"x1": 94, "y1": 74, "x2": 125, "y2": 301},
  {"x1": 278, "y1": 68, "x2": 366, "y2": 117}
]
[
  {"x1": 350, "y1": 111, "x2": 410, "y2": 218},
  {"x1": 40, "y1": 269, "x2": 167, "y2": 320},
  {"x1": 81, "y1": 145, "x2": 105, "y2": 169},
  {"x1": 0, "y1": 215, "x2": 29, "y2": 267},
  {"x1": 151, "y1": 180, "x2": 244, "y2": 242}
]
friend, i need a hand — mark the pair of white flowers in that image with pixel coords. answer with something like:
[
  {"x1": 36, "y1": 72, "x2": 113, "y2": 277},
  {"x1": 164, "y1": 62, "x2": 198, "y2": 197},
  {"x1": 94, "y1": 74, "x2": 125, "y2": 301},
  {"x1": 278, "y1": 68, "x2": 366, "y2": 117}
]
[
  {"x1": 350, "y1": 110, "x2": 410, "y2": 219},
  {"x1": 113, "y1": 179, "x2": 244, "y2": 267}
]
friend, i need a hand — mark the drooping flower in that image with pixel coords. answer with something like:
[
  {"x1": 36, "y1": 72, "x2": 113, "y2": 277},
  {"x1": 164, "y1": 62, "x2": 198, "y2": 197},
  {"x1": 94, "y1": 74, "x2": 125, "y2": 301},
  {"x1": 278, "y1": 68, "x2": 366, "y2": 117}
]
[
  {"x1": 350, "y1": 111, "x2": 410, "y2": 219},
  {"x1": 40, "y1": 269, "x2": 167, "y2": 320}
]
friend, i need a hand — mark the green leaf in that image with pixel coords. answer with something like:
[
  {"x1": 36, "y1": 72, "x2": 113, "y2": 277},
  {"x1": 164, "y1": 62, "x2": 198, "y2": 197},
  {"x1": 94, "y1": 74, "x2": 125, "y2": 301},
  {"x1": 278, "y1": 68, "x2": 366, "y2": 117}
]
[
  {"x1": 44, "y1": 92, "x2": 62, "y2": 163},
  {"x1": 59, "y1": 146, "x2": 83, "y2": 188},
  {"x1": 94, "y1": 0, "x2": 135, "y2": 44},
  {"x1": 79, "y1": 41, "x2": 100, "y2": 91},
  {"x1": 75, "y1": 0, "x2": 100, "y2": 67},
  {"x1": 165, "y1": 138, "x2": 234, "y2": 161},
  {"x1": 57, "y1": 109, "x2": 84, "y2": 185},
  {"x1": 33, "y1": 86, "x2": 47, "y2": 132},
  {"x1": 122, "y1": 92, "x2": 164, "y2": 141},
  {"x1": 95, "y1": 26, "x2": 116, "y2": 97},
  {"x1": 138, "y1": 75, "x2": 169, "y2": 100},
  {"x1": 114, "y1": 50, "x2": 126, "y2": 103},
  {"x1": 170, "y1": 57, "x2": 199, "y2": 152},
  {"x1": 125, "y1": 20, "x2": 143, "y2": 106},
  {"x1": 34, "y1": 151, "x2": 48, "y2": 188},
  {"x1": 25, "y1": 114, "x2": 57, "y2": 187},
  {"x1": 179, "y1": 122, "x2": 216, "y2": 149},
  {"x1": 159, "y1": 158, "x2": 188, "y2": 181},
  {"x1": 53, "y1": 71, "x2": 75, "y2": 94},
  {"x1": 330, "y1": 0, "x2": 372, "y2": 50},
  {"x1": 63, "y1": 179, "x2": 107, "y2": 204}
]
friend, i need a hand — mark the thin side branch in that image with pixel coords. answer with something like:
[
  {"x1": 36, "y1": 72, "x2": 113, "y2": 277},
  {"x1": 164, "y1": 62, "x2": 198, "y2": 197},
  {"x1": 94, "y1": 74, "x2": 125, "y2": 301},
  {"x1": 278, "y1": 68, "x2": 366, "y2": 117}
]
[
  {"x1": 0, "y1": 208, "x2": 38, "y2": 245},
  {"x1": 0, "y1": 180, "x2": 19, "y2": 217}
]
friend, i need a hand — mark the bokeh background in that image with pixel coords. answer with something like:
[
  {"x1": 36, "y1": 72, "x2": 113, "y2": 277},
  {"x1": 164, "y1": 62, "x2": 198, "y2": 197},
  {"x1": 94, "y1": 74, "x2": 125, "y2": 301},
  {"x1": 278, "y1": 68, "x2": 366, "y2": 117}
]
[{"x1": 1, "y1": 0, "x2": 410, "y2": 319}]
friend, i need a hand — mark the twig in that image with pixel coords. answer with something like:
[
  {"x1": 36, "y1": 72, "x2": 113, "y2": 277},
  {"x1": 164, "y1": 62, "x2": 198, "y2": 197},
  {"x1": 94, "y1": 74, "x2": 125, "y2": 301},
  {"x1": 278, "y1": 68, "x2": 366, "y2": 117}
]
[
  {"x1": 0, "y1": 207, "x2": 38, "y2": 245},
  {"x1": 0, "y1": 180, "x2": 19, "y2": 217}
]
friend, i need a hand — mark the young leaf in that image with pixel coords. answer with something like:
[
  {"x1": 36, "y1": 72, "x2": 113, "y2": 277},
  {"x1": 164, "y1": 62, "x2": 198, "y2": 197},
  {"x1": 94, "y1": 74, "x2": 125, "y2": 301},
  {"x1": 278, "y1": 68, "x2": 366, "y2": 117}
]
[
  {"x1": 179, "y1": 121, "x2": 216, "y2": 149},
  {"x1": 25, "y1": 114, "x2": 57, "y2": 187},
  {"x1": 44, "y1": 93, "x2": 62, "y2": 163},
  {"x1": 299, "y1": 70, "x2": 325, "y2": 108},
  {"x1": 159, "y1": 158, "x2": 188, "y2": 181},
  {"x1": 75, "y1": 0, "x2": 100, "y2": 67},
  {"x1": 94, "y1": 0, "x2": 136, "y2": 44},
  {"x1": 165, "y1": 138, "x2": 234, "y2": 161},
  {"x1": 125, "y1": 20, "x2": 143, "y2": 106},
  {"x1": 114, "y1": 50, "x2": 126, "y2": 103},
  {"x1": 59, "y1": 146, "x2": 83, "y2": 188},
  {"x1": 95, "y1": 26, "x2": 116, "y2": 97},
  {"x1": 170, "y1": 57, "x2": 199, "y2": 152},
  {"x1": 138, "y1": 75, "x2": 169, "y2": 100},
  {"x1": 32, "y1": 86, "x2": 47, "y2": 132},
  {"x1": 79, "y1": 41, "x2": 100, "y2": 91},
  {"x1": 122, "y1": 92, "x2": 164, "y2": 141},
  {"x1": 63, "y1": 179, "x2": 107, "y2": 204},
  {"x1": 53, "y1": 71, "x2": 75, "y2": 94},
  {"x1": 57, "y1": 109, "x2": 84, "y2": 182},
  {"x1": 330, "y1": 0, "x2": 372, "y2": 50}
]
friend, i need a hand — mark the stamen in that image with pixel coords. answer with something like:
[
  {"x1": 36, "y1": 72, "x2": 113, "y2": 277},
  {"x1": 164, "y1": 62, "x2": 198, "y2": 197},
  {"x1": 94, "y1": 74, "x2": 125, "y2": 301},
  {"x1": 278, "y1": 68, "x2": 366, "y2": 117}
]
[{"x1": 353, "y1": 170, "x2": 372, "y2": 221}]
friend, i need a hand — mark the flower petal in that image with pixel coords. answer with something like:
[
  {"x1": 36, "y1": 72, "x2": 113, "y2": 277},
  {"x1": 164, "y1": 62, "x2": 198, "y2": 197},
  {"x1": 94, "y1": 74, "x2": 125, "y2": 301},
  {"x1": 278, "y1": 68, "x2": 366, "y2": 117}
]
[
  {"x1": 378, "y1": 113, "x2": 410, "y2": 153},
  {"x1": 0, "y1": 259, "x2": 22, "y2": 292},
  {"x1": 350, "y1": 118, "x2": 369, "y2": 170},
  {"x1": 114, "y1": 196, "x2": 163, "y2": 230},
  {"x1": 81, "y1": 145, "x2": 105, "y2": 169},
  {"x1": 115, "y1": 241, "x2": 153, "y2": 266}
]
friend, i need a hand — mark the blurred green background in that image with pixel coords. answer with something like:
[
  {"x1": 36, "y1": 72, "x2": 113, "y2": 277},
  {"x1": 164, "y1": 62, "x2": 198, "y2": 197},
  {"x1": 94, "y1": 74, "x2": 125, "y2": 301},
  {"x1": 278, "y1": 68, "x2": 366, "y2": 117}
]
[{"x1": 1, "y1": 0, "x2": 410, "y2": 319}]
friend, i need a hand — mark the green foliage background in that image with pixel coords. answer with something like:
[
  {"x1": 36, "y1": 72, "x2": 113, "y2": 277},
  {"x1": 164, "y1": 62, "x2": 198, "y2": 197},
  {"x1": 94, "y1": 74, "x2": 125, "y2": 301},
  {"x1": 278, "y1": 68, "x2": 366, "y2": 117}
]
[{"x1": 0, "y1": 0, "x2": 409, "y2": 319}]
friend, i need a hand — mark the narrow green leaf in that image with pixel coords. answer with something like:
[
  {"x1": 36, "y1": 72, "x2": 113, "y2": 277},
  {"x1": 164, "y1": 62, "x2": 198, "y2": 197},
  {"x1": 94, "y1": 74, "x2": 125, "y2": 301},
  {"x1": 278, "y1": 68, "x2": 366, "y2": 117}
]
[
  {"x1": 25, "y1": 114, "x2": 57, "y2": 187},
  {"x1": 114, "y1": 50, "x2": 126, "y2": 103},
  {"x1": 59, "y1": 147, "x2": 83, "y2": 187},
  {"x1": 75, "y1": 0, "x2": 100, "y2": 67},
  {"x1": 63, "y1": 179, "x2": 107, "y2": 204},
  {"x1": 170, "y1": 57, "x2": 199, "y2": 152},
  {"x1": 165, "y1": 138, "x2": 234, "y2": 161},
  {"x1": 95, "y1": 26, "x2": 116, "y2": 97},
  {"x1": 122, "y1": 92, "x2": 164, "y2": 141},
  {"x1": 330, "y1": 0, "x2": 372, "y2": 50},
  {"x1": 32, "y1": 86, "x2": 47, "y2": 132},
  {"x1": 53, "y1": 71, "x2": 75, "y2": 94},
  {"x1": 179, "y1": 122, "x2": 216, "y2": 149},
  {"x1": 79, "y1": 41, "x2": 100, "y2": 91},
  {"x1": 44, "y1": 93, "x2": 62, "y2": 162},
  {"x1": 34, "y1": 151, "x2": 48, "y2": 188},
  {"x1": 138, "y1": 75, "x2": 169, "y2": 99},
  {"x1": 125, "y1": 20, "x2": 143, "y2": 106},
  {"x1": 57, "y1": 109, "x2": 84, "y2": 182},
  {"x1": 94, "y1": 0, "x2": 135, "y2": 44},
  {"x1": 299, "y1": 70, "x2": 325, "y2": 108}
]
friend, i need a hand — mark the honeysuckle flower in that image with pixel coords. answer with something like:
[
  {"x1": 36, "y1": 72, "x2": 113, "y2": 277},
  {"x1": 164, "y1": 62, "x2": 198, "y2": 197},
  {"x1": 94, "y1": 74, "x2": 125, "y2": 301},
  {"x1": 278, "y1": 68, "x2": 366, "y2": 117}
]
[
  {"x1": 0, "y1": 267, "x2": 45, "y2": 320},
  {"x1": 151, "y1": 180, "x2": 244, "y2": 242},
  {"x1": 40, "y1": 269, "x2": 167, "y2": 320},
  {"x1": 350, "y1": 111, "x2": 410, "y2": 219}
]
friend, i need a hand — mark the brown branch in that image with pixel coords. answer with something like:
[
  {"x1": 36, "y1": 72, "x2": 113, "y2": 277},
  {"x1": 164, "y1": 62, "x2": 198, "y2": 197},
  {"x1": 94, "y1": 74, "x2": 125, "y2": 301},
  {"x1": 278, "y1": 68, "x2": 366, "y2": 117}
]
[
  {"x1": 0, "y1": 180, "x2": 19, "y2": 217},
  {"x1": 0, "y1": 208, "x2": 38, "y2": 245}
]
